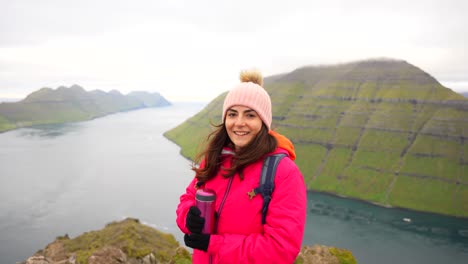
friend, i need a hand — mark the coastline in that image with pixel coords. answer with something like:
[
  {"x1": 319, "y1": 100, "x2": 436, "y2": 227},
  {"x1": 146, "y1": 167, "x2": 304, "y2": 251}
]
[{"x1": 0, "y1": 104, "x2": 172, "y2": 134}]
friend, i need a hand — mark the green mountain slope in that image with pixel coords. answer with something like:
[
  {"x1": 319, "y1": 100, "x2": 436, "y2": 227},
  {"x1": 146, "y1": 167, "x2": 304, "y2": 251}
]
[
  {"x1": 0, "y1": 85, "x2": 170, "y2": 132},
  {"x1": 164, "y1": 59, "x2": 468, "y2": 218}
]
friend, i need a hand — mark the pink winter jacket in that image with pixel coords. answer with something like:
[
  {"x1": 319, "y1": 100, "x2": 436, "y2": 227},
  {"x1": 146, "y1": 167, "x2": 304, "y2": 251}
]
[{"x1": 176, "y1": 132, "x2": 307, "y2": 263}]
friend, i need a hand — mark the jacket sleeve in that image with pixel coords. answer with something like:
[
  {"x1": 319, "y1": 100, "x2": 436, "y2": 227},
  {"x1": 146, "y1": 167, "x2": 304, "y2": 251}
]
[
  {"x1": 207, "y1": 159, "x2": 307, "y2": 263},
  {"x1": 176, "y1": 176, "x2": 198, "y2": 234}
]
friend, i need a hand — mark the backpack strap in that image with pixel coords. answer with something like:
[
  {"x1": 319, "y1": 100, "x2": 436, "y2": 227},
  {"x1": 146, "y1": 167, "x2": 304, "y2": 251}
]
[{"x1": 253, "y1": 153, "x2": 287, "y2": 224}]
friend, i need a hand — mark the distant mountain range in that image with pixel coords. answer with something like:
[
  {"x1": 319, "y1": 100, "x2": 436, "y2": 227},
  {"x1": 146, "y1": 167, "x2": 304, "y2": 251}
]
[
  {"x1": 164, "y1": 59, "x2": 468, "y2": 218},
  {"x1": 0, "y1": 85, "x2": 170, "y2": 132},
  {"x1": 461, "y1": 92, "x2": 468, "y2": 98}
]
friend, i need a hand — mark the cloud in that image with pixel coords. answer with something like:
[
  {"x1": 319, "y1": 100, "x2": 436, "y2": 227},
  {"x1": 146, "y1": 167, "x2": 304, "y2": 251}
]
[{"x1": 0, "y1": 0, "x2": 467, "y2": 100}]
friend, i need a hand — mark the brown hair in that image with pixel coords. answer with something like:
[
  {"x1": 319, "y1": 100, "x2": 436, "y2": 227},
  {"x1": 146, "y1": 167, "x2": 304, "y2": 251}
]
[{"x1": 192, "y1": 123, "x2": 277, "y2": 182}]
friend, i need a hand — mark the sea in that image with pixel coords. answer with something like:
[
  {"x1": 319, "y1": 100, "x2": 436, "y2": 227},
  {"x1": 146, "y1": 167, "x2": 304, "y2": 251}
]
[{"x1": 0, "y1": 102, "x2": 467, "y2": 264}]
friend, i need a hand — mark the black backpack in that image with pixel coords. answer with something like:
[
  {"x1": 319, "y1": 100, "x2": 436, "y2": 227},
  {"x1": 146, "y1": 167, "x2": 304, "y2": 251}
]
[{"x1": 249, "y1": 153, "x2": 287, "y2": 224}]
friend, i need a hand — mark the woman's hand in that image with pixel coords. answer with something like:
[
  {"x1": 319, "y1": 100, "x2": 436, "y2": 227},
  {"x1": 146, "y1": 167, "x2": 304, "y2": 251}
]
[
  {"x1": 184, "y1": 233, "x2": 210, "y2": 252},
  {"x1": 186, "y1": 206, "x2": 205, "y2": 234}
]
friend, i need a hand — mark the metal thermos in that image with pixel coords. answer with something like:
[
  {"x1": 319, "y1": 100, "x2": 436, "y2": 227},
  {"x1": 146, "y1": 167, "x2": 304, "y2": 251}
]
[{"x1": 196, "y1": 189, "x2": 216, "y2": 234}]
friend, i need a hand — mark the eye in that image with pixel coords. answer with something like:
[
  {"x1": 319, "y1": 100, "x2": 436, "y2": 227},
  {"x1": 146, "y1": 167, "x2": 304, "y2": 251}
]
[{"x1": 227, "y1": 112, "x2": 237, "y2": 117}]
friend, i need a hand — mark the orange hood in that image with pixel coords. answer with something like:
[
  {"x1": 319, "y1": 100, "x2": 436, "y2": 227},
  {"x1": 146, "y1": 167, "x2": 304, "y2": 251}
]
[{"x1": 269, "y1": 130, "x2": 296, "y2": 161}]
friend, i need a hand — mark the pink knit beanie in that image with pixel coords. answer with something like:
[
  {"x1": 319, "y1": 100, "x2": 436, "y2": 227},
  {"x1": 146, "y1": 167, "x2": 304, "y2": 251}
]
[{"x1": 222, "y1": 70, "x2": 272, "y2": 130}]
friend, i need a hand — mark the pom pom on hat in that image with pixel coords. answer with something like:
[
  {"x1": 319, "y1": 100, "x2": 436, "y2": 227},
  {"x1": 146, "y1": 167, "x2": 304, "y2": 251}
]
[
  {"x1": 239, "y1": 69, "x2": 264, "y2": 86},
  {"x1": 222, "y1": 69, "x2": 272, "y2": 130}
]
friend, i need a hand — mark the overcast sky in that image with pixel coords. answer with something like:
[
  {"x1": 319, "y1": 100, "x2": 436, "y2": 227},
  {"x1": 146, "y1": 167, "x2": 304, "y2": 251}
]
[{"x1": 1, "y1": 0, "x2": 467, "y2": 102}]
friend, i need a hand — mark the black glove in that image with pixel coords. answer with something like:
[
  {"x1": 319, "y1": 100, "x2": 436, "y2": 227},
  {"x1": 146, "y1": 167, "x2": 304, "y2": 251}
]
[
  {"x1": 186, "y1": 206, "x2": 205, "y2": 233},
  {"x1": 184, "y1": 233, "x2": 210, "y2": 252}
]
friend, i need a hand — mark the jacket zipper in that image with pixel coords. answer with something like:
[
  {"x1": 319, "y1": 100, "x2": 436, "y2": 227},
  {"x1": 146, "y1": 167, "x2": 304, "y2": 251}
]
[{"x1": 210, "y1": 176, "x2": 234, "y2": 264}]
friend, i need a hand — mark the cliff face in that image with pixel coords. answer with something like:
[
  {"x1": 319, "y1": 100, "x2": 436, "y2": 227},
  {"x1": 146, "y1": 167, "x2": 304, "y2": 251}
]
[
  {"x1": 164, "y1": 59, "x2": 468, "y2": 218},
  {"x1": 21, "y1": 218, "x2": 356, "y2": 264}
]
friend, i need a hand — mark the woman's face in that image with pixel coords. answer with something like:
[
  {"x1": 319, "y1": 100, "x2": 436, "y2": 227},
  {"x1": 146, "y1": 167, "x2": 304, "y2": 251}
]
[{"x1": 225, "y1": 105, "x2": 263, "y2": 151}]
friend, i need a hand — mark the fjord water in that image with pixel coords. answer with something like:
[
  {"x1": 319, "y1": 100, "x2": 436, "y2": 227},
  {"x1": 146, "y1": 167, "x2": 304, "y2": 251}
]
[{"x1": 0, "y1": 103, "x2": 467, "y2": 264}]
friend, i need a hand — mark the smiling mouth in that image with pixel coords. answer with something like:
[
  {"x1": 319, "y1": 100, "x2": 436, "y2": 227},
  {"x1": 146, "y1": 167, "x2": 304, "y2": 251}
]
[{"x1": 234, "y1": 131, "x2": 249, "y2": 136}]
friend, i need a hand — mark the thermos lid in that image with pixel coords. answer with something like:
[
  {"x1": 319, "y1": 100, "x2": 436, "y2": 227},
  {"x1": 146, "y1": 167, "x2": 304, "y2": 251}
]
[{"x1": 196, "y1": 189, "x2": 216, "y2": 202}]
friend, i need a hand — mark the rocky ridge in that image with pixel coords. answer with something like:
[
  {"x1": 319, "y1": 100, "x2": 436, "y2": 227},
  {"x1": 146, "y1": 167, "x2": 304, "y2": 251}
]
[{"x1": 20, "y1": 218, "x2": 356, "y2": 264}]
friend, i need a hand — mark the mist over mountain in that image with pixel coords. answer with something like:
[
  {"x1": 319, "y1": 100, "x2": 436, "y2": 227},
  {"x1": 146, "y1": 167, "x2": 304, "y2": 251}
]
[
  {"x1": 0, "y1": 85, "x2": 170, "y2": 132},
  {"x1": 164, "y1": 59, "x2": 468, "y2": 218}
]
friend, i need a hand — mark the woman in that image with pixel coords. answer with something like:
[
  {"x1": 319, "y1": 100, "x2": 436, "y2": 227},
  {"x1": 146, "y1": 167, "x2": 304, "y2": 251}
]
[{"x1": 176, "y1": 69, "x2": 307, "y2": 263}]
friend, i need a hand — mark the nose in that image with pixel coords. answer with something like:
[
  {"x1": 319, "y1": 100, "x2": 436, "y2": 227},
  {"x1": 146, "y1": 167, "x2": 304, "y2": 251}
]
[{"x1": 234, "y1": 116, "x2": 246, "y2": 126}]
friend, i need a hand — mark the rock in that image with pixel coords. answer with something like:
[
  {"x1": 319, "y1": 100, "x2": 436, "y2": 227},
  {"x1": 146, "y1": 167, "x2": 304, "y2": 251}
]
[
  {"x1": 88, "y1": 246, "x2": 126, "y2": 264},
  {"x1": 295, "y1": 245, "x2": 356, "y2": 264},
  {"x1": 43, "y1": 241, "x2": 67, "y2": 262},
  {"x1": 140, "y1": 253, "x2": 155, "y2": 264},
  {"x1": 23, "y1": 255, "x2": 49, "y2": 264}
]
